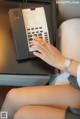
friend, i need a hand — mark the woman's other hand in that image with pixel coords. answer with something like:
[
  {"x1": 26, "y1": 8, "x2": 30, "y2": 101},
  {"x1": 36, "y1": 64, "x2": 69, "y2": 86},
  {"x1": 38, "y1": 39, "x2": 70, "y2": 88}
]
[{"x1": 32, "y1": 37, "x2": 65, "y2": 70}]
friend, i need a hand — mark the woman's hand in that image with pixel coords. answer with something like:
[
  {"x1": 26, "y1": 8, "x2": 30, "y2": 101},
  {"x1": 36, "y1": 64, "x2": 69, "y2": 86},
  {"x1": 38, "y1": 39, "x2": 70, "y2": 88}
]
[{"x1": 32, "y1": 37, "x2": 65, "y2": 70}]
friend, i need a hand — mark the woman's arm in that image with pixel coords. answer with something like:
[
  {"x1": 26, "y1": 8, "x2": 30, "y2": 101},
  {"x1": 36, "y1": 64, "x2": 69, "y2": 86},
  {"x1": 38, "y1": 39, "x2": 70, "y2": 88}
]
[{"x1": 32, "y1": 37, "x2": 80, "y2": 77}]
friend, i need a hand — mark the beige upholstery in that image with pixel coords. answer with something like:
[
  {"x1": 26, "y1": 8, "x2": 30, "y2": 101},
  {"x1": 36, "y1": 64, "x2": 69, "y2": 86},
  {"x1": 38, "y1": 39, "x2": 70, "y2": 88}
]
[
  {"x1": 57, "y1": 0, "x2": 80, "y2": 61},
  {"x1": 59, "y1": 18, "x2": 80, "y2": 61}
]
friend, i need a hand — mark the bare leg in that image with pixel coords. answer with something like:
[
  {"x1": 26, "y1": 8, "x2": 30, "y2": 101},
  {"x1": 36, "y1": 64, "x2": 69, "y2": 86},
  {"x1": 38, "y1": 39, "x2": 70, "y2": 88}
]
[
  {"x1": 1, "y1": 85, "x2": 80, "y2": 119},
  {"x1": 14, "y1": 105, "x2": 65, "y2": 119}
]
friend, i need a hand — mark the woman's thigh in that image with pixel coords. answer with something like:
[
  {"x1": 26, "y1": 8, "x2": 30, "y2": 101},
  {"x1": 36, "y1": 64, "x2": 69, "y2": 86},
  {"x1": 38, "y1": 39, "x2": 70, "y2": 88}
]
[
  {"x1": 7, "y1": 84, "x2": 80, "y2": 108},
  {"x1": 14, "y1": 105, "x2": 65, "y2": 119}
]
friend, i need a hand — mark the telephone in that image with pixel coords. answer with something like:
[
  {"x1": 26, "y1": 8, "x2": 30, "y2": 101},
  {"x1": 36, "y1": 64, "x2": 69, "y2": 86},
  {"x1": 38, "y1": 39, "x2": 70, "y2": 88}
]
[
  {"x1": 9, "y1": 7, "x2": 51, "y2": 61},
  {"x1": 22, "y1": 7, "x2": 50, "y2": 52}
]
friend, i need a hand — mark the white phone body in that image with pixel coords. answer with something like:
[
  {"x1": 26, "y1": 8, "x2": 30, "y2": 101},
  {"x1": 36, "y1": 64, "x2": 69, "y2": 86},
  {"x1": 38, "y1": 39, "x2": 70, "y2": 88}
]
[{"x1": 22, "y1": 7, "x2": 50, "y2": 52}]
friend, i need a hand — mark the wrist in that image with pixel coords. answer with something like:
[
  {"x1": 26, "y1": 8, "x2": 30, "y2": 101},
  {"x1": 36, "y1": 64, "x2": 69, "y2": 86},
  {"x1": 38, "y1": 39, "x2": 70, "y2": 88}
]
[
  {"x1": 60, "y1": 58, "x2": 79, "y2": 76},
  {"x1": 57, "y1": 56, "x2": 66, "y2": 70},
  {"x1": 68, "y1": 60, "x2": 79, "y2": 76},
  {"x1": 56, "y1": 55, "x2": 79, "y2": 76},
  {"x1": 58, "y1": 57, "x2": 73, "y2": 72}
]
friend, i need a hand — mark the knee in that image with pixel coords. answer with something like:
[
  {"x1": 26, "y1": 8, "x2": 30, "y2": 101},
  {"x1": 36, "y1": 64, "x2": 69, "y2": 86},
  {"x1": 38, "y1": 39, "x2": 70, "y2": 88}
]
[
  {"x1": 69, "y1": 87, "x2": 80, "y2": 108},
  {"x1": 74, "y1": 93, "x2": 80, "y2": 108},
  {"x1": 14, "y1": 108, "x2": 23, "y2": 119},
  {"x1": 13, "y1": 106, "x2": 30, "y2": 119},
  {"x1": 6, "y1": 88, "x2": 18, "y2": 104}
]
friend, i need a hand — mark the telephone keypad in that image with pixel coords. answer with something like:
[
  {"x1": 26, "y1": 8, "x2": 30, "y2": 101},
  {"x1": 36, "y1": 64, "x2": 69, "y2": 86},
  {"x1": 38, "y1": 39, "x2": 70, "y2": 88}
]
[
  {"x1": 39, "y1": 27, "x2": 42, "y2": 29},
  {"x1": 32, "y1": 32, "x2": 35, "y2": 34},
  {"x1": 40, "y1": 31, "x2": 43, "y2": 33},
  {"x1": 28, "y1": 34, "x2": 32, "y2": 37},
  {"x1": 34, "y1": 34, "x2": 37, "y2": 36},
  {"x1": 35, "y1": 27, "x2": 38, "y2": 29},
  {"x1": 29, "y1": 38, "x2": 33, "y2": 41},
  {"x1": 28, "y1": 32, "x2": 31, "y2": 34},
  {"x1": 38, "y1": 33, "x2": 42, "y2": 36},
  {"x1": 27, "y1": 28, "x2": 30, "y2": 31},
  {"x1": 26, "y1": 27, "x2": 49, "y2": 52},
  {"x1": 31, "y1": 28, "x2": 34, "y2": 30},
  {"x1": 44, "y1": 32, "x2": 47, "y2": 34},
  {"x1": 36, "y1": 31, "x2": 39, "y2": 33}
]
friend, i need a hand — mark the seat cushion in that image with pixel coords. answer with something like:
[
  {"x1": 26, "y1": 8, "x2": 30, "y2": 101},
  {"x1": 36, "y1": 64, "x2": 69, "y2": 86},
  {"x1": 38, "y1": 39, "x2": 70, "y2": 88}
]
[{"x1": 58, "y1": 18, "x2": 80, "y2": 61}]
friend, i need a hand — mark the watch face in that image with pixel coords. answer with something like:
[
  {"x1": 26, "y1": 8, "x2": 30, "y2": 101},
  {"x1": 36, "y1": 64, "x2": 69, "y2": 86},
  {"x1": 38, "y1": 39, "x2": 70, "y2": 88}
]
[
  {"x1": 62, "y1": 59, "x2": 73, "y2": 72},
  {"x1": 64, "y1": 59, "x2": 72, "y2": 68}
]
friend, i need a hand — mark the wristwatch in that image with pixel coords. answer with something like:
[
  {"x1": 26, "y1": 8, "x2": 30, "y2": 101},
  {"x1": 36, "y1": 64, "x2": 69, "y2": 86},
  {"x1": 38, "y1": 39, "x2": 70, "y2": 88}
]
[{"x1": 63, "y1": 58, "x2": 73, "y2": 72}]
